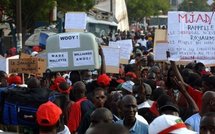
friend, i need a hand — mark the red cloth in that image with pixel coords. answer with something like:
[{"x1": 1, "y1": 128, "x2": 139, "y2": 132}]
[
  {"x1": 187, "y1": 86, "x2": 203, "y2": 110},
  {"x1": 58, "y1": 86, "x2": 72, "y2": 94},
  {"x1": 126, "y1": 72, "x2": 137, "y2": 79},
  {"x1": 177, "y1": 93, "x2": 189, "y2": 110},
  {"x1": 32, "y1": 46, "x2": 41, "y2": 52},
  {"x1": 97, "y1": 74, "x2": 111, "y2": 87},
  {"x1": 7, "y1": 75, "x2": 22, "y2": 85},
  {"x1": 67, "y1": 97, "x2": 87, "y2": 132},
  {"x1": 9, "y1": 47, "x2": 16, "y2": 56},
  {"x1": 50, "y1": 77, "x2": 66, "y2": 90},
  {"x1": 149, "y1": 101, "x2": 159, "y2": 116},
  {"x1": 116, "y1": 79, "x2": 125, "y2": 84}
]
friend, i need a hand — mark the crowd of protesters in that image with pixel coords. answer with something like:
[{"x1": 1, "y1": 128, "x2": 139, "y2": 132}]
[{"x1": 0, "y1": 28, "x2": 215, "y2": 134}]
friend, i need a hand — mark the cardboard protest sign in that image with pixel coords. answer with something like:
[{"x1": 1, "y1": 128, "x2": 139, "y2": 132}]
[
  {"x1": 168, "y1": 11, "x2": 215, "y2": 62},
  {"x1": 102, "y1": 46, "x2": 120, "y2": 73},
  {"x1": 9, "y1": 58, "x2": 46, "y2": 76},
  {"x1": 109, "y1": 39, "x2": 133, "y2": 64},
  {"x1": 154, "y1": 29, "x2": 167, "y2": 45},
  {"x1": 65, "y1": 12, "x2": 87, "y2": 30},
  {"x1": 6, "y1": 55, "x2": 19, "y2": 74},
  {"x1": 46, "y1": 32, "x2": 100, "y2": 71},
  {"x1": 20, "y1": 53, "x2": 31, "y2": 59},
  {"x1": 154, "y1": 41, "x2": 169, "y2": 61}
]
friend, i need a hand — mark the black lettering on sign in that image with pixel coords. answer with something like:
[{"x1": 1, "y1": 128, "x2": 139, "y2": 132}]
[
  {"x1": 21, "y1": 68, "x2": 37, "y2": 72},
  {"x1": 50, "y1": 59, "x2": 67, "y2": 62},
  {"x1": 17, "y1": 60, "x2": 36, "y2": 67},
  {"x1": 11, "y1": 68, "x2": 19, "y2": 72},
  {"x1": 60, "y1": 35, "x2": 79, "y2": 40},
  {"x1": 11, "y1": 61, "x2": 15, "y2": 65}
]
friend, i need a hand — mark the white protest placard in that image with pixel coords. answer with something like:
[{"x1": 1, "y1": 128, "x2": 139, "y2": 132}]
[
  {"x1": 102, "y1": 46, "x2": 120, "y2": 67},
  {"x1": 48, "y1": 52, "x2": 68, "y2": 68},
  {"x1": 109, "y1": 39, "x2": 133, "y2": 60},
  {"x1": 65, "y1": 12, "x2": 87, "y2": 30},
  {"x1": 168, "y1": 11, "x2": 215, "y2": 61},
  {"x1": 154, "y1": 42, "x2": 169, "y2": 61},
  {"x1": 73, "y1": 50, "x2": 94, "y2": 66},
  {"x1": 0, "y1": 57, "x2": 6, "y2": 72},
  {"x1": 109, "y1": 41, "x2": 120, "y2": 48},
  {"x1": 59, "y1": 33, "x2": 80, "y2": 49}
]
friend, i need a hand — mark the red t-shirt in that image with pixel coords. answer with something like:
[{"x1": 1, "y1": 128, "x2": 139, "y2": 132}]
[
  {"x1": 149, "y1": 101, "x2": 160, "y2": 116},
  {"x1": 67, "y1": 97, "x2": 87, "y2": 132},
  {"x1": 187, "y1": 86, "x2": 203, "y2": 110}
]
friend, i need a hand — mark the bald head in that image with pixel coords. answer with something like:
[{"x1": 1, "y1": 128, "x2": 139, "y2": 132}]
[
  {"x1": 73, "y1": 81, "x2": 86, "y2": 100},
  {"x1": 201, "y1": 91, "x2": 215, "y2": 115},
  {"x1": 121, "y1": 95, "x2": 137, "y2": 123},
  {"x1": 27, "y1": 77, "x2": 41, "y2": 88},
  {"x1": 200, "y1": 112, "x2": 215, "y2": 134},
  {"x1": 122, "y1": 95, "x2": 137, "y2": 105},
  {"x1": 86, "y1": 123, "x2": 129, "y2": 134},
  {"x1": 202, "y1": 91, "x2": 215, "y2": 104},
  {"x1": 90, "y1": 108, "x2": 113, "y2": 127}
]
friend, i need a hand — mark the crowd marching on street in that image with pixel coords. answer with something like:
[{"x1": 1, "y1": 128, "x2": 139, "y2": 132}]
[
  {"x1": 1, "y1": 0, "x2": 215, "y2": 133},
  {"x1": 0, "y1": 27, "x2": 214, "y2": 134}
]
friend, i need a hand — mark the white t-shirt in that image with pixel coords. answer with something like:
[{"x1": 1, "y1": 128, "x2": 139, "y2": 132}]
[
  {"x1": 137, "y1": 39, "x2": 147, "y2": 48},
  {"x1": 136, "y1": 113, "x2": 148, "y2": 125},
  {"x1": 138, "y1": 101, "x2": 151, "y2": 109}
]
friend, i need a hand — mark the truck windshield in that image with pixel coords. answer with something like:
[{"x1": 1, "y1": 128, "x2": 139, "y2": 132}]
[{"x1": 87, "y1": 23, "x2": 117, "y2": 37}]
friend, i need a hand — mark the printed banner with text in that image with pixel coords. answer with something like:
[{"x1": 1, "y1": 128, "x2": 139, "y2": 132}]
[{"x1": 168, "y1": 11, "x2": 215, "y2": 61}]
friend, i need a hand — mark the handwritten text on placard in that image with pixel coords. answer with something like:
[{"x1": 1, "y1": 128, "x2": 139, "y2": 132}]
[
  {"x1": 9, "y1": 58, "x2": 45, "y2": 75},
  {"x1": 168, "y1": 11, "x2": 215, "y2": 61}
]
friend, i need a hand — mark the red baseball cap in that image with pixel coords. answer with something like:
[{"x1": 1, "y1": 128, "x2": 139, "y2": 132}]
[{"x1": 36, "y1": 101, "x2": 62, "y2": 126}]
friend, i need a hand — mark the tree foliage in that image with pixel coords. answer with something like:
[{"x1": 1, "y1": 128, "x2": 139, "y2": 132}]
[
  {"x1": 178, "y1": 0, "x2": 210, "y2": 11},
  {"x1": 0, "y1": 0, "x2": 95, "y2": 32},
  {"x1": 57, "y1": 0, "x2": 95, "y2": 12},
  {"x1": 125, "y1": 0, "x2": 170, "y2": 21}
]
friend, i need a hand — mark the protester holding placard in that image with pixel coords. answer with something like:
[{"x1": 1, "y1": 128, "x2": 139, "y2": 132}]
[{"x1": 4, "y1": 19, "x2": 215, "y2": 134}]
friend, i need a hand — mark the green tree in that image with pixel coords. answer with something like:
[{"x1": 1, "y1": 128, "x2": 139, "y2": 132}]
[
  {"x1": 178, "y1": 0, "x2": 210, "y2": 11},
  {"x1": 0, "y1": 0, "x2": 95, "y2": 33},
  {"x1": 125, "y1": 0, "x2": 170, "y2": 21},
  {"x1": 57, "y1": 0, "x2": 95, "y2": 12}
]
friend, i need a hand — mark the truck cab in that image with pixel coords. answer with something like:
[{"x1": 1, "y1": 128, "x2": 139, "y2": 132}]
[{"x1": 86, "y1": 8, "x2": 118, "y2": 37}]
